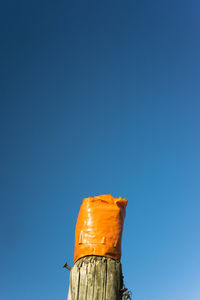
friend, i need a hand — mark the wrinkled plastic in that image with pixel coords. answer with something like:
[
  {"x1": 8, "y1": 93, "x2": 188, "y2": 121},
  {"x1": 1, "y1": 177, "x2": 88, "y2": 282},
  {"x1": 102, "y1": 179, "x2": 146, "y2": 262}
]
[{"x1": 74, "y1": 194, "x2": 128, "y2": 263}]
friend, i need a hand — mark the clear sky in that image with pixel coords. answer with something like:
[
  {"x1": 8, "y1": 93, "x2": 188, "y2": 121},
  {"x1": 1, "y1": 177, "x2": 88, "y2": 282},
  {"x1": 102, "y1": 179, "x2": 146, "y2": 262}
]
[{"x1": 1, "y1": 1, "x2": 200, "y2": 299}]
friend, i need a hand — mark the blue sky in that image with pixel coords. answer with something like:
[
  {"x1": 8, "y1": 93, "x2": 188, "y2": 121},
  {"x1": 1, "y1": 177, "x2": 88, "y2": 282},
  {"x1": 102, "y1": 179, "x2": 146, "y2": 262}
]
[{"x1": 1, "y1": 1, "x2": 200, "y2": 299}]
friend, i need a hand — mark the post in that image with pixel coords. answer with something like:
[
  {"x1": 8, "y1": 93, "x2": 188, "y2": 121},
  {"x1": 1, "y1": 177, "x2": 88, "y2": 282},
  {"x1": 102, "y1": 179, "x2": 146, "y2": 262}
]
[
  {"x1": 66, "y1": 195, "x2": 130, "y2": 300},
  {"x1": 67, "y1": 256, "x2": 123, "y2": 300}
]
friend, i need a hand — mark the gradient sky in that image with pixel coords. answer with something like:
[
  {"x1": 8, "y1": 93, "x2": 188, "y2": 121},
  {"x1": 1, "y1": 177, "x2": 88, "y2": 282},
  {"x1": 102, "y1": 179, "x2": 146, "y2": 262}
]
[{"x1": 1, "y1": 1, "x2": 200, "y2": 299}]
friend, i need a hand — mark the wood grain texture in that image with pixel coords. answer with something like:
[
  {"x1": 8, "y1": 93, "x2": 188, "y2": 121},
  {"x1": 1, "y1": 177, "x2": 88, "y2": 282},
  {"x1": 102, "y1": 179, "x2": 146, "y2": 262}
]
[{"x1": 67, "y1": 256, "x2": 123, "y2": 300}]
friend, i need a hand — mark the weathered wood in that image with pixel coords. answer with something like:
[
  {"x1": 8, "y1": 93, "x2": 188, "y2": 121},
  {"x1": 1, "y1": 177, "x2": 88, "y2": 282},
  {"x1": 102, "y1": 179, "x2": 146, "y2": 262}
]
[{"x1": 67, "y1": 256, "x2": 123, "y2": 300}]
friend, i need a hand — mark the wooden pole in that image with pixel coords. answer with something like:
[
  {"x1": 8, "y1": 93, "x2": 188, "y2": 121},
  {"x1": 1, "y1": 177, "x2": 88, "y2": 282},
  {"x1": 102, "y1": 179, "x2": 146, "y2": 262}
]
[
  {"x1": 66, "y1": 195, "x2": 131, "y2": 300},
  {"x1": 67, "y1": 255, "x2": 123, "y2": 300}
]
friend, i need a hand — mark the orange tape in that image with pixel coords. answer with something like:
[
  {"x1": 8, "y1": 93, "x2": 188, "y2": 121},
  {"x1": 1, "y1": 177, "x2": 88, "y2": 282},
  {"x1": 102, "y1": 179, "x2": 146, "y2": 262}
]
[{"x1": 74, "y1": 194, "x2": 128, "y2": 263}]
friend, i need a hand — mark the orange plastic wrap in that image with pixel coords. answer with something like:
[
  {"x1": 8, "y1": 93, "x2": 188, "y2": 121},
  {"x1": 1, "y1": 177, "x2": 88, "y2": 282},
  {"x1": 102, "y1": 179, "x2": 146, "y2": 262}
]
[{"x1": 74, "y1": 194, "x2": 128, "y2": 263}]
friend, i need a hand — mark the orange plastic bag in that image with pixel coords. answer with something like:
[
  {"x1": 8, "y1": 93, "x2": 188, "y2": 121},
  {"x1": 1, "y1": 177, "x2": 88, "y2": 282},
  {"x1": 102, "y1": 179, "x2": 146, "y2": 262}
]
[{"x1": 74, "y1": 194, "x2": 128, "y2": 263}]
